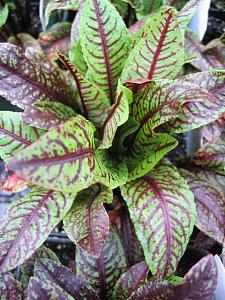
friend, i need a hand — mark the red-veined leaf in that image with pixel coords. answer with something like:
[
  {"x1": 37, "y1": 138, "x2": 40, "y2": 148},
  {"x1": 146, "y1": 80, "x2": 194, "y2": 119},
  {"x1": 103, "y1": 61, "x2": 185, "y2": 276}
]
[
  {"x1": 0, "y1": 273, "x2": 25, "y2": 300},
  {"x1": 22, "y1": 100, "x2": 77, "y2": 130},
  {"x1": 60, "y1": 54, "x2": 110, "y2": 128},
  {"x1": 177, "y1": 0, "x2": 201, "y2": 31},
  {"x1": 0, "y1": 188, "x2": 75, "y2": 273},
  {"x1": 0, "y1": 111, "x2": 44, "y2": 162},
  {"x1": 99, "y1": 84, "x2": 131, "y2": 149},
  {"x1": 121, "y1": 8, "x2": 184, "y2": 82},
  {"x1": 121, "y1": 164, "x2": 196, "y2": 278},
  {"x1": 76, "y1": 227, "x2": 127, "y2": 299},
  {"x1": 191, "y1": 139, "x2": 225, "y2": 175},
  {"x1": 80, "y1": 0, "x2": 131, "y2": 104},
  {"x1": 33, "y1": 258, "x2": 100, "y2": 300},
  {"x1": 20, "y1": 245, "x2": 60, "y2": 286},
  {"x1": 69, "y1": 40, "x2": 88, "y2": 76},
  {"x1": 7, "y1": 115, "x2": 127, "y2": 193},
  {"x1": 113, "y1": 261, "x2": 149, "y2": 300},
  {"x1": 0, "y1": 43, "x2": 75, "y2": 109},
  {"x1": 123, "y1": 0, "x2": 162, "y2": 17},
  {"x1": 64, "y1": 184, "x2": 112, "y2": 257},
  {"x1": 179, "y1": 167, "x2": 225, "y2": 244}
]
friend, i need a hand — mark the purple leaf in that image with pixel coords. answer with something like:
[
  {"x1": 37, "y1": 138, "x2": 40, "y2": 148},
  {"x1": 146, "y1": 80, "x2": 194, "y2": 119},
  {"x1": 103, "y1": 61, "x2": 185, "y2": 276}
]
[
  {"x1": 0, "y1": 43, "x2": 75, "y2": 109},
  {"x1": 0, "y1": 188, "x2": 74, "y2": 273},
  {"x1": 34, "y1": 258, "x2": 100, "y2": 300},
  {"x1": 63, "y1": 184, "x2": 112, "y2": 257},
  {"x1": 76, "y1": 227, "x2": 127, "y2": 299},
  {"x1": 179, "y1": 167, "x2": 225, "y2": 244},
  {"x1": 202, "y1": 115, "x2": 225, "y2": 143},
  {"x1": 0, "y1": 273, "x2": 25, "y2": 299},
  {"x1": 113, "y1": 261, "x2": 149, "y2": 300},
  {"x1": 22, "y1": 100, "x2": 77, "y2": 130}
]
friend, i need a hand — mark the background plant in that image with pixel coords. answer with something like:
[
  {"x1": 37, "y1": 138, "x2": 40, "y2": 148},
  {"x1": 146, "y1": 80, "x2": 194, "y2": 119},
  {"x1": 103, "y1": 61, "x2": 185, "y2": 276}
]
[{"x1": 0, "y1": 0, "x2": 224, "y2": 299}]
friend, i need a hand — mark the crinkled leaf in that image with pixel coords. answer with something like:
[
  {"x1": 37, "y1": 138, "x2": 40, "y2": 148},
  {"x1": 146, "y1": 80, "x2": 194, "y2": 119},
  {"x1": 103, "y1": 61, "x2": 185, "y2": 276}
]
[
  {"x1": 59, "y1": 54, "x2": 109, "y2": 128},
  {"x1": 123, "y1": 0, "x2": 162, "y2": 17},
  {"x1": 64, "y1": 184, "x2": 112, "y2": 257},
  {"x1": 0, "y1": 273, "x2": 25, "y2": 300},
  {"x1": 45, "y1": 0, "x2": 83, "y2": 26},
  {"x1": 179, "y1": 167, "x2": 225, "y2": 244},
  {"x1": 76, "y1": 227, "x2": 127, "y2": 299},
  {"x1": 21, "y1": 245, "x2": 59, "y2": 286},
  {"x1": 0, "y1": 188, "x2": 74, "y2": 273},
  {"x1": 99, "y1": 84, "x2": 131, "y2": 149},
  {"x1": 113, "y1": 261, "x2": 149, "y2": 300},
  {"x1": 121, "y1": 8, "x2": 184, "y2": 83},
  {"x1": 0, "y1": 43, "x2": 75, "y2": 109},
  {"x1": 7, "y1": 115, "x2": 127, "y2": 193},
  {"x1": 177, "y1": 0, "x2": 201, "y2": 31},
  {"x1": 22, "y1": 100, "x2": 77, "y2": 130},
  {"x1": 80, "y1": 0, "x2": 131, "y2": 104},
  {"x1": 27, "y1": 276, "x2": 74, "y2": 300},
  {"x1": 121, "y1": 164, "x2": 196, "y2": 278},
  {"x1": 191, "y1": 139, "x2": 225, "y2": 175},
  {"x1": 34, "y1": 258, "x2": 100, "y2": 299},
  {"x1": 0, "y1": 111, "x2": 44, "y2": 162}
]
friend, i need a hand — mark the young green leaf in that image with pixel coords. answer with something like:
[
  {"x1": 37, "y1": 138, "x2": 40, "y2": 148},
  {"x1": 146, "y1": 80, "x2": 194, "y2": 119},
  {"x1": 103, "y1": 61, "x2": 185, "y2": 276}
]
[
  {"x1": 21, "y1": 245, "x2": 60, "y2": 286},
  {"x1": 76, "y1": 227, "x2": 127, "y2": 299},
  {"x1": 123, "y1": 0, "x2": 163, "y2": 17},
  {"x1": 59, "y1": 54, "x2": 110, "y2": 128},
  {"x1": 121, "y1": 8, "x2": 184, "y2": 82},
  {"x1": 179, "y1": 167, "x2": 225, "y2": 244},
  {"x1": 69, "y1": 40, "x2": 88, "y2": 76},
  {"x1": 33, "y1": 259, "x2": 100, "y2": 299},
  {"x1": 64, "y1": 184, "x2": 112, "y2": 257},
  {"x1": 45, "y1": 0, "x2": 83, "y2": 27},
  {"x1": 99, "y1": 84, "x2": 131, "y2": 149},
  {"x1": 80, "y1": 0, "x2": 131, "y2": 104},
  {"x1": 191, "y1": 139, "x2": 225, "y2": 175},
  {"x1": 0, "y1": 3, "x2": 12, "y2": 28},
  {"x1": 0, "y1": 111, "x2": 44, "y2": 162},
  {"x1": 22, "y1": 100, "x2": 77, "y2": 130},
  {"x1": 121, "y1": 164, "x2": 196, "y2": 278},
  {"x1": 0, "y1": 188, "x2": 75, "y2": 273},
  {"x1": 0, "y1": 43, "x2": 75, "y2": 109},
  {"x1": 113, "y1": 261, "x2": 149, "y2": 300},
  {"x1": 0, "y1": 273, "x2": 25, "y2": 300}
]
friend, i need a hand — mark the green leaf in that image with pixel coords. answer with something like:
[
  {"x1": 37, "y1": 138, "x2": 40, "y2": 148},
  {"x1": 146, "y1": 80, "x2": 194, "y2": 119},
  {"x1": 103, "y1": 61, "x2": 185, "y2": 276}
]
[
  {"x1": 33, "y1": 258, "x2": 100, "y2": 299},
  {"x1": 0, "y1": 43, "x2": 75, "y2": 109},
  {"x1": 0, "y1": 111, "x2": 44, "y2": 162},
  {"x1": 191, "y1": 139, "x2": 225, "y2": 175},
  {"x1": 69, "y1": 40, "x2": 88, "y2": 76},
  {"x1": 80, "y1": 0, "x2": 131, "y2": 104},
  {"x1": 99, "y1": 84, "x2": 131, "y2": 149},
  {"x1": 113, "y1": 261, "x2": 149, "y2": 300},
  {"x1": 121, "y1": 164, "x2": 196, "y2": 278},
  {"x1": 76, "y1": 227, "x2": 127, "y2": 299},
  {"x1": 64, "y1": 184, "x2": 113, "y2": 257},
  {"x1": 123, "y1": 0, "x2": 163, "y2": 18},
  {"x1": 0, "y1": 273, "x2": 25, "y2": 300},
  {"x1": 0, "y1": 188, "x2": 74, "y2": 273},
  {"x1": 121, "y1": 8, "x2": 184, "y2": 82},
  {"x1": 0, "y1": 3, "x2": 10, "y2": 28},
  {"x1": 7, "y1": 115, "x2": 127, "y2": 193},
  {"x1": 21, "y1": 245, "x2": 60, "y2": 286},
  {"x1": 45, "y1": 0, "x2": 83, "y2": 27},
  {"x1": 59, "y1": 54, "x2": 110, "y2": 128},
  {"x1": 22, "y1": 100, "x2": 77, "y2": 130}
]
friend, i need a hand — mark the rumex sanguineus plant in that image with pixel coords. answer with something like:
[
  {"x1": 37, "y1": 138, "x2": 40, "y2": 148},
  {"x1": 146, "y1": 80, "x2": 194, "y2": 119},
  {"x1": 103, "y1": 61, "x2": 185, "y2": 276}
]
[{"x1": 0, "y1": 0, "x2": 224, "y2": 299}]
